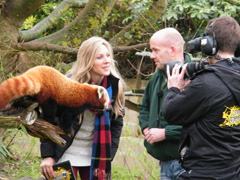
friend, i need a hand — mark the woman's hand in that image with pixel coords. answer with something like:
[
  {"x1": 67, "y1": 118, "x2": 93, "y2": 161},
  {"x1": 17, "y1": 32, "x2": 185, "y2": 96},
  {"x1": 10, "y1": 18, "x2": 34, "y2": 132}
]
[
  {"x1": 166, "y1": 64, "x2": 191, "y2": 90},
  {"x1": 40, "y1": 157, "x2": 55, "y2": 179}
]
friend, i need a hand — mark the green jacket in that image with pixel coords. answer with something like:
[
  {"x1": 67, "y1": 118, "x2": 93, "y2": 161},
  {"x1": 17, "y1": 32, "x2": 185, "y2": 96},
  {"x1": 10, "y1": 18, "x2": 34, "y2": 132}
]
[{"x1": 138, "y1": 53, "x2": 191, "y2": 161}]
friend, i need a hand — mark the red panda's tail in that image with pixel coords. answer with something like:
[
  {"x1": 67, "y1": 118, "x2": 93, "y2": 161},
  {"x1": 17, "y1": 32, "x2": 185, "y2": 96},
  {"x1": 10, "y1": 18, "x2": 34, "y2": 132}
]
[{"x1": 0, "y1": 73, "x2": 41, "y2": 109}]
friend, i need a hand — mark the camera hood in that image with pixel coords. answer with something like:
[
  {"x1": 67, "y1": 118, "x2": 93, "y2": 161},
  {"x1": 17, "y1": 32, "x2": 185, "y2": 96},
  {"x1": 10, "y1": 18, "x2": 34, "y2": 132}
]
[{"x1": 164, "y1": 60, "x2": 209, "y2": 79}]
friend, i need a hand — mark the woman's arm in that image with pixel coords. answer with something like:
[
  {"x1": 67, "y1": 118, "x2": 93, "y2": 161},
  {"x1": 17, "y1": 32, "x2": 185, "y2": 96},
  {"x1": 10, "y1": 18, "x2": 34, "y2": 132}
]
[{"x1": 110, "y1": 114, "x2": 123, "y2": 160}]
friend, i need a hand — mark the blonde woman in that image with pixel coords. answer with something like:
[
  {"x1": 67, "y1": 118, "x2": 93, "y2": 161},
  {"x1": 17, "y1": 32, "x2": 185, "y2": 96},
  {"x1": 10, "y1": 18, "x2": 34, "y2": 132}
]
[{"x1": 40, "y1": 37, "x2": 125, "y2": 180}]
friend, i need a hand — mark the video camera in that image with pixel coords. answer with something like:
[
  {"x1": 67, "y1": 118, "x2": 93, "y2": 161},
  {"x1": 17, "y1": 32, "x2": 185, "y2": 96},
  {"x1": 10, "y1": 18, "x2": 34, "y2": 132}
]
[
  {"x1": 175, "y1": 30, "x2": 240, "y2": 79},
  {"x1": 185, "y1": 34, "x2": 240, "y2": 57},
  {"x1": 164, "y1": 60, "x2": 209, "y2": 79},
  {"x1": 164, "y1": 57, "x2": 240, "y2": 79}
]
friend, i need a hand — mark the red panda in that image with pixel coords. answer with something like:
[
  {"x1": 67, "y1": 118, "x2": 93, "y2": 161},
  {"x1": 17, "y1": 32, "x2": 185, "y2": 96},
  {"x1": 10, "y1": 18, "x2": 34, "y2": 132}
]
[{"x1": 0, "y1": 65, "x2": 110, "y2": 133}]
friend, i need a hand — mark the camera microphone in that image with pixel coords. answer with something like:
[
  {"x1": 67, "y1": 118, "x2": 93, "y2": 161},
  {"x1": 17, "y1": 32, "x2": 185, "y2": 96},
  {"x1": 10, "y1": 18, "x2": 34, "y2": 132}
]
[{"x1": 157, "y1": 91, "x2": 163, "y2": 98}]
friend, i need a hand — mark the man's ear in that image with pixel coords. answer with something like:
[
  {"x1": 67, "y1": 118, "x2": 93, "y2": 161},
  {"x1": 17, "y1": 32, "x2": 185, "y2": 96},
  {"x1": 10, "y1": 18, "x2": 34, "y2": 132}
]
[{"x1": 170, "y1": 45, "x2": 177, "y2": 58}]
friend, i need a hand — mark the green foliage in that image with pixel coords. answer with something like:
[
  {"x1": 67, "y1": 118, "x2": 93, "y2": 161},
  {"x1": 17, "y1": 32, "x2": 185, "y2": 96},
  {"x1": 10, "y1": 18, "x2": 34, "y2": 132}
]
[
  {"x1": 19, "y1": 0, "x2": 240, "y2": 47},
  {"x1": 119, "y1": 0, "x2": 154, "y2": 24},
  {"x1": 41, "y1": 2, "x2": 58, "y2": 16},
  {"x1": 112, "y1": 164, "x2": 144, "y2": 179},
  {"x1": 3, "y1": 157, "x2": 42, "y2": 179},
  {"x1": 32, "y1": 51, "x2": 73, "y2": 67},
  {"x1": 56, "y1": 61, "x2": 74, "y2": 74},
  {"x1": 103, "y1": 0, "x2": 155, "y2": 40},
  {"x1": 21, "y1": 15, "x2": 37, "y2": 30},
  {"x1": 162, "y1": 0, "x2": 240, "y2": 40},
  {"x1": 20, "y1": 1, "x2": 78, "y2": 36},
  {"x1": 113, "y1": 120, "x2": 160, "y2": 179},
  {"x1": 163, "y1": 0, "x2": 240, "y2": 22},
  {"x1": 0, "y1": 128, "x2": 42, "y2": 178},
  {"x1": 0, "y1": 141, "x2": 12, "y2": 160},
  {"x1": 112, "y1": 136, "x2": 160, "y2": 179},
  {"x1": 20, "y1": 2, "x2": 58, "y2": 31}
]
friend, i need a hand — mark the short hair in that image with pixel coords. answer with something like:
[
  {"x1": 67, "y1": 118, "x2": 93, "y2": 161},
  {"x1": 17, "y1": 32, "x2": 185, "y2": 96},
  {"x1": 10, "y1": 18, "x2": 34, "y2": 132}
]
[{"x1": 205, "y1": 16, "x2": 240, "y2": 54}]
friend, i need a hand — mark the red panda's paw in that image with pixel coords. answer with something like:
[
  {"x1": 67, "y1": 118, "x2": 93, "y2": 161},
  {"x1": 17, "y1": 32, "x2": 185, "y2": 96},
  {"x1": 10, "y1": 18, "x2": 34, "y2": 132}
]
[{"x1": 97, "y1": 86, "x2": 110, "y2": 110}]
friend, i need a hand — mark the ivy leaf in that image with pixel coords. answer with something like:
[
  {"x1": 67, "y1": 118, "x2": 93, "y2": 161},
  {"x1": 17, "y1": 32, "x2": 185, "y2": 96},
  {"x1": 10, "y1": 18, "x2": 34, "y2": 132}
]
[{"x1": 124, "y1": 32, "x2": 132, "y2": 39}]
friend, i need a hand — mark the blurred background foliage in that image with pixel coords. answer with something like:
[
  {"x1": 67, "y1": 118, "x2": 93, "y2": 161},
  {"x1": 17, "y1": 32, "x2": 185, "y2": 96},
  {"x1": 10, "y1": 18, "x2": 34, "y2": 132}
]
[{"x1": 20, "y1": 0, "x2": 240, "y2": 42}]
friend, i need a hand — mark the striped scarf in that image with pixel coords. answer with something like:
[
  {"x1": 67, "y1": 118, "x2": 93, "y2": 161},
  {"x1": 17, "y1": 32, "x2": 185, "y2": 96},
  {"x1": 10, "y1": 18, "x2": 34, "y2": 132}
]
[{"x1": 90, "y1": 76, "x2": 112, "y2": 180}]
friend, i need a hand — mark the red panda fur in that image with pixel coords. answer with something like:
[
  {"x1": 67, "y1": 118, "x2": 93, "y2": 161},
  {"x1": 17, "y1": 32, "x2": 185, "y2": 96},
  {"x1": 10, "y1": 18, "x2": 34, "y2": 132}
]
[{"x1": 0, "y1": 65, "x2": 109, "y2": 110}]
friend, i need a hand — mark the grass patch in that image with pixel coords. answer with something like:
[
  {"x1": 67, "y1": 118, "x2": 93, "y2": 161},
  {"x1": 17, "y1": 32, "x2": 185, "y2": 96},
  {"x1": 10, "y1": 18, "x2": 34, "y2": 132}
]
[{"x1": 1, "y1": 157, "x2": 43, "y2": 179}]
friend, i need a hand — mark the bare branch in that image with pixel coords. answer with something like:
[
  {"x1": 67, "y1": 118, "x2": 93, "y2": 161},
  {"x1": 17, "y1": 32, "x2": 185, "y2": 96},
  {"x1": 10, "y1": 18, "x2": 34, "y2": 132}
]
[
  {"x1": 33, "y1": 0, "x2": 117, "y2": 44},
  {"x1": 11, "y1": 42, "x2": 149, "y2": 54},
  {"x1": 110, "y1": 0, "x2": 168, "y2": 46},
  {"x1": 12, "y1": 42, "x2": 79, "y2": 55},
  {"x1": 113, "y1": 43, "x2": 149, "y2": 52},
  {"x1": 225, "y1": 0, "x2": 240, "y2": 6},
  {"x1": 19, "y1": 0, "x2": 88, "y2": 42},
  {"x1": 70, "y1": 0, "x2": 88, "y2": 8}
]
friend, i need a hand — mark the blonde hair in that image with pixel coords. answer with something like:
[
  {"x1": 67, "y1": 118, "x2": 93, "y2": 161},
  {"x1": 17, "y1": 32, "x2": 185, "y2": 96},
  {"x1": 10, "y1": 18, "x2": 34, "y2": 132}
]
[{"x1": 66, "y1": 36, "x2": 125, "y2": 116}]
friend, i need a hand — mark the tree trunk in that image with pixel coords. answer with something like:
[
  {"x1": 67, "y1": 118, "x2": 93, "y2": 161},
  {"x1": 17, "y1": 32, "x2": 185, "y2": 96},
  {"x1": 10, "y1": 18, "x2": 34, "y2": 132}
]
[
  {"x1": 0, "y1": 0, "x2": 45, "y2": 76},
  {"x1": 0, "y1": 0, "x2": 46, "y2": 43}
]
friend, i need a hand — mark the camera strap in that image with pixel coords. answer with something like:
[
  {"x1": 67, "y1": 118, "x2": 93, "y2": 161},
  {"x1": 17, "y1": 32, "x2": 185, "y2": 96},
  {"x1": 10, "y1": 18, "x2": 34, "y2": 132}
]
[
  {"x1": 214, "y1": 55, "x2": 240, "y2": 64},
  {"x1": 156, "y1": 73, "x2": 167, "y2": 127}
]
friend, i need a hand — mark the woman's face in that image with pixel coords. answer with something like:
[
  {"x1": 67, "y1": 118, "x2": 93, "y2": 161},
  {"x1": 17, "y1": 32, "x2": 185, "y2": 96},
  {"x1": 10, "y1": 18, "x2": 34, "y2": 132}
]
[{"x1": 90, "y1": 45, "x2": 111, "y2": 84}]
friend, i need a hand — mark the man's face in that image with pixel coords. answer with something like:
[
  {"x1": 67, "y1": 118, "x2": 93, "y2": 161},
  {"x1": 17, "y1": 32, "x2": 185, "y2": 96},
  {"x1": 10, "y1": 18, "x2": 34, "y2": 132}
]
[{"x1": 150, "y1": 37, "x2": 171, "y2": 70}]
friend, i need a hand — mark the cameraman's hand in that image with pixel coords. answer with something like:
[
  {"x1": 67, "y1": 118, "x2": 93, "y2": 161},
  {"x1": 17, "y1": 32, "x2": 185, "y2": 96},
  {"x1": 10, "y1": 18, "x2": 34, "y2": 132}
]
[{"x1": 166, "y1": 64, "x2": 191, "y2": 91}]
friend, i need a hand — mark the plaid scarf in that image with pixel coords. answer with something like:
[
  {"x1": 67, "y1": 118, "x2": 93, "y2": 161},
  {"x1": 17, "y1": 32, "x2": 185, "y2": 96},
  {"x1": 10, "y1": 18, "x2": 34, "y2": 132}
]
[{"x1": 90, "y1": 76, "x2": 112, "y2": 180}]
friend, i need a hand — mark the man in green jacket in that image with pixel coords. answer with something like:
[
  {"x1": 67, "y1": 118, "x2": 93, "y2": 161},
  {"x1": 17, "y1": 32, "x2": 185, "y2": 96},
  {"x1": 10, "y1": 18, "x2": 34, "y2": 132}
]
[{"x1": 138, "y1": 28, "x2": 191, "y2": 180}]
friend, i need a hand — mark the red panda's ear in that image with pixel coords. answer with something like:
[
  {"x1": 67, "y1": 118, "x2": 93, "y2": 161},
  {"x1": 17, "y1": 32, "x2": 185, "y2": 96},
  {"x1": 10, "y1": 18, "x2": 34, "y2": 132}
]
[{"x1": 97, "y1": 87, "x2": 105, "y2": 99}]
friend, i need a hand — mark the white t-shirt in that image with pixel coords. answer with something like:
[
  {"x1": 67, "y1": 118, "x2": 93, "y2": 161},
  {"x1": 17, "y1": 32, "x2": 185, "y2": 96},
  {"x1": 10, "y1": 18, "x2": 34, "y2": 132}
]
[{"x1": 58, "y1": 110, "x2": 96, "y2": 166}]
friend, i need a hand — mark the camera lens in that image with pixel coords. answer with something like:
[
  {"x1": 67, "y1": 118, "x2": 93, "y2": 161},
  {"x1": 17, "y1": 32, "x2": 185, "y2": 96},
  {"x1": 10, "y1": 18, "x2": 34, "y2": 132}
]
[
  {"x1": 164, "y1": 60, "x2": 209, "y2": 79},
  {"x1": 164, "y1": 61, "x2": 183, "y2": 76},
  {"x1": 185, "y1": 37, "x2": 202, "y2": 54}
]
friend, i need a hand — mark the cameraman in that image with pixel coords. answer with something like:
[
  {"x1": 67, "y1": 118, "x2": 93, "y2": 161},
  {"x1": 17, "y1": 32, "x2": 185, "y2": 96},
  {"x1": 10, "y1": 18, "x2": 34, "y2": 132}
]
[{"x1": 163, "y1": 16, "x2": 240, "y2": 180}]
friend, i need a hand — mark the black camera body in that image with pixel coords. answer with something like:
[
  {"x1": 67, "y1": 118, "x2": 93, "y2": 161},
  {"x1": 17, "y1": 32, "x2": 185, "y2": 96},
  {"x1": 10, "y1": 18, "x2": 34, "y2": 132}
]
[
  {"x1": 185, "y1": 34, "x2": 240, "y2": 57},
  {"x1": 164, "y1": 60, "x2": 209, "y2": 79}
]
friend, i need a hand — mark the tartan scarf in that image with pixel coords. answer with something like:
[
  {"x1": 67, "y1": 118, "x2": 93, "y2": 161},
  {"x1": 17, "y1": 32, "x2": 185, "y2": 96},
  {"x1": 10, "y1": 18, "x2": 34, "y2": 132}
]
[{"x1": 90, "y1": 76, "x2": 112, "y2": 180}]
